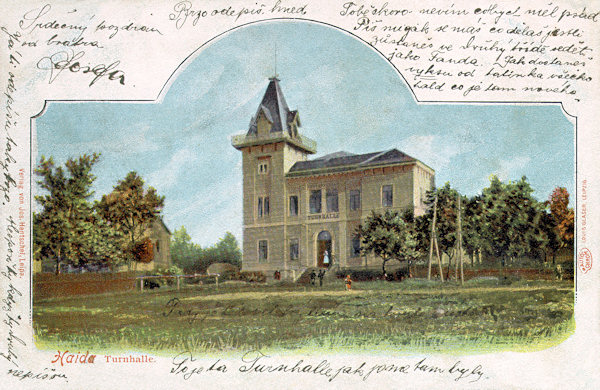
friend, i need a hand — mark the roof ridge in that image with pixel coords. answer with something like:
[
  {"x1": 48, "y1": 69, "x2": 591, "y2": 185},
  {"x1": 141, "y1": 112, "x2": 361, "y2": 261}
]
[
  {"x1": 358, "y1": 149, "x2": 391, "y2": 165},
  {"x1": 314, "y1": 151, "x2": 357, "y2": 161}
]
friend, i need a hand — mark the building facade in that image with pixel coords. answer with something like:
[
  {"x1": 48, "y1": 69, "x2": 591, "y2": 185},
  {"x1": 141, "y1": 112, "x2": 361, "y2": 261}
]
[
  {"x1": 133, "y1": 218, "x2": 172, "y2": 272},
  {"x1": 232, "y1": 78, "x2": 434, "y2": 279}
]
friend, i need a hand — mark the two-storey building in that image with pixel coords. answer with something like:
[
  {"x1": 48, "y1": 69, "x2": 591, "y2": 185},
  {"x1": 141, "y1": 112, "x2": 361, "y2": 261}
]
[{"x1": 232, "y1": 78, "x2": 434, "y2": 279}]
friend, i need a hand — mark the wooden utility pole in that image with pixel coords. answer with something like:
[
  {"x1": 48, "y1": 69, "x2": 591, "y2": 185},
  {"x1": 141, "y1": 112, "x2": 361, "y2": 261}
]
[
  {"x1": 427, "y1": 195, "x2": 444, "y2": 282},
  {"x1": 435, "y1": 232, "x2": 444, "y2": 282},
  {"x1": 427, "y1": 195, "x2": 436, "y2": 280},
  {"x1": 457, "y1": 194, "x2": 464, "y2": 285}
]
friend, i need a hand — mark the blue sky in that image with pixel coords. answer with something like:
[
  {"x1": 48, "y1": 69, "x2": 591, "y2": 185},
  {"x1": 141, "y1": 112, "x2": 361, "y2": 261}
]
[{"x1": 35, "y1": 21, "x2": 574, "y2": 246}]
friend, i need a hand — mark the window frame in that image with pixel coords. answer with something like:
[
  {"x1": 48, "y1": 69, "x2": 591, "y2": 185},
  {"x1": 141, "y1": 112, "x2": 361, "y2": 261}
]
[
  {"x1": 257, "y1": 196, "x2": 270, "y2": 218},
  {"x1": 258, "y1": 240, "x2": 268, "y2": 262},
  {"x1": 349, "y1": 189, "x2": 361, "y2": 211},
  {"x1": 289, "y1": 238, "x2": 299, "y2": 261},
  {"x1": 382, "y1": 184, "x2": 393, "y2": 207},
  {"x1": 351, "y1": 235, "x2": 361, "y2": 258},
  {"x1": 263, "y1": 196, "x2": 269, "y2": 216},
  {"x1": 309, "y1": 189, "x2": 322, "y2": 214},
  {"x1": 257, "y1": 161, "x2": 269, "y2": 175},
  {"x1": 289, "y1": 195, "x2": 299, "y2": 216},
  {"x1": 257, "y1": 197, "x2": 263, "y2": 218},
  {"x1": 326, "y1": 188, "x2": 339, "y2": 213}
]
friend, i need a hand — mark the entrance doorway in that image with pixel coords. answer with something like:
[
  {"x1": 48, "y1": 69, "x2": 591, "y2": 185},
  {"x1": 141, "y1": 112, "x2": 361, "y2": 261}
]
[{"x1": 317, "y1": 231, "x2": 332, "y2": 268}]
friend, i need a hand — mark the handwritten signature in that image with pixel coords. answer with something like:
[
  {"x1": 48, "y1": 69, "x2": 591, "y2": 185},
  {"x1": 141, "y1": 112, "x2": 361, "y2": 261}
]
[
  {"x1": 36, "y1": 50, "x2": 125, "y2": 87},
  {"x1": 171, "y1": 351, "x2": 227, "y2": 380}
]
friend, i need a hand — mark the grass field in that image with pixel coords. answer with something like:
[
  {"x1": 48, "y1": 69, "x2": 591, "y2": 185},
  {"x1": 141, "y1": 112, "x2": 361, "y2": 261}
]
[{"x1": 33, "y1": 278, "x2": 574, "y2": 356}]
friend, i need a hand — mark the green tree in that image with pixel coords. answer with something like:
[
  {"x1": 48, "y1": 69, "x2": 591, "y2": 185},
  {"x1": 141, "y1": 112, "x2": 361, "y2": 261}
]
[
  {"x1": 357, "y1": 210, "x2": 418, "y2": 275},
  {"x1": 81, "y1": 214, "x2": 125, "y2": 270},
  {"x1": 480, "y1": 175, "x2": 547, "y2": 266},
  {"x1": 97, "y1": 171, "x2": 164, "y2": 270},
  {"x1": 34, "y1": 154, "x2": 101, "y2": 273},
  {"x1": 170, "y1": 226, "x2": 202, "y2": 273},
  {"x1": 213, "y1": 232, "x2": 242, "y2": 268},
  {"x1": 199, "y1": 232, "x2": 242, "y2": 271},
  {"x1": 462, "y1": 195, "x2": 487, "y2": 266},
  {"x1": 415, "y1": 183, "x2": 463, "y2": 275},
  {"x1": 539, "y1": 210, "x2": 560, "y2": 264}
]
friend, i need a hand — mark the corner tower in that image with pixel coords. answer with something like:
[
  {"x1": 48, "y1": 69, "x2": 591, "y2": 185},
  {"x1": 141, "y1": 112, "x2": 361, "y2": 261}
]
[{"x1": 232, "y1": 78, "x2": 316, "y2": 273}]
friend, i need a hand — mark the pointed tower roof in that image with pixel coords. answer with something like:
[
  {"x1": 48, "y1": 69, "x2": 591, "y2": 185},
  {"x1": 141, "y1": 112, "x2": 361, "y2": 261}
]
[
  {"x1": 248, "y1": 77, "x2": 294, "y2": 136},
  {"x1": 232, "y1": 78, "x2": 316, "y2": 154}
]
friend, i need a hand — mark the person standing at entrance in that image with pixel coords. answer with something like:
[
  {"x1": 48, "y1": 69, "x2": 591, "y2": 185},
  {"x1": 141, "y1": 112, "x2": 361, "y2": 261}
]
[
  {"x1": 323, "y1": 250, "x2": 330, "y2": 267},
  {"x1": 318, "y1": 269, "x2": 325, "y2": 287},
  {"x1": 345, "y1": 274, "x2": 352, "y2": 291}
]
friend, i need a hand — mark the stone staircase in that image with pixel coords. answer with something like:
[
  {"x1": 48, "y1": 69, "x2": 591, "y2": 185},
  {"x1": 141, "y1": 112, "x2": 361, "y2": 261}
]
[
  {"x1": 295, "y1": 265, "x2": 340, "y2": 285},
  {"x1": 295, "y1": 267, "x2": 314, "y2": 284}
]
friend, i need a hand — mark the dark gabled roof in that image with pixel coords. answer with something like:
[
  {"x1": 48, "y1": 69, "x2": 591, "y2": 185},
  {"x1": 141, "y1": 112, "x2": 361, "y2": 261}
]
[
  {"x1": 248, "y1": 78, "x2": 296, "y2": 136},
  {"x1": 287, "y1": 149, "x2": 417, "y2": 176},
  {"x1": 154, "y1": 217, "x2": 171, "y2": 235}
]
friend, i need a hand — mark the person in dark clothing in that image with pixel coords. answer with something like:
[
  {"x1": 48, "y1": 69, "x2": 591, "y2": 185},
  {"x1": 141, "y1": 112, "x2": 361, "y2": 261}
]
[
  {"x1": 144, "y1": 279, "x2": 160, "y2": 289},
  {"x1": 309, "y1": 270, "x2": 316, "y2": 286},
  {"x1": 318, "y1": 269, "x2": 325, "y2": 287}
]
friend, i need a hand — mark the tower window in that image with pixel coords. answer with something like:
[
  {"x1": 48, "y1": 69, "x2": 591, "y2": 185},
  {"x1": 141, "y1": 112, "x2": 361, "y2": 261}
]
[
  {"x1": 289, "y1": 195, "x2": 298, "y2": 216},
  {"x1": 289, "y1": 238, "x2": 299, "y2": 260},
  {"x1": 258, "y1": 197, "x2": 262, "y2": 218},
  {"x1": 257, "y1": 196, "x2": 269, "y2": 217},
  {"x1": 258, "y1": 240, "x2": 268, "y2": 262},
  {"x1": 258, "y1": 161, "x2": 269, "y2": 174}
]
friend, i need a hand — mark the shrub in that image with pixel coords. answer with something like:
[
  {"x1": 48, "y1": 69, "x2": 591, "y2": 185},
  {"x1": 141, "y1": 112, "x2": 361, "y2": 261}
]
[
  {"x1": 335, "y1": 270, "x2": 383, "y2": 281},
  {"x1": 238, "y1": 271, "x2": 266, "y2": 283},
  {"x1": 153, "y1": 266, "x2": 184, "y2": 286},
  {"x1": 499, "y1": 274, "x2": 522, "y2": 285},
  {"x1": 207, "y1": 262, "x2": 239, "y2": 276},
  {"x1": 560, "y1": 261, "x2": 574, "y2": 280}
]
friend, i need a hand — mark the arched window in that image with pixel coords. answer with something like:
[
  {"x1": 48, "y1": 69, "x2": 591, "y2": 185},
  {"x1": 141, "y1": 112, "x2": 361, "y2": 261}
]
[{"x1": 317, "y1": 231, "x2": 331, "y2": 241}]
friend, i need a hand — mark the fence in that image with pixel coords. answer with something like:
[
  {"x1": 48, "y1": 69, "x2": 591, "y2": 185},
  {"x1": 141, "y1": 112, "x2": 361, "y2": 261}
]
[
  {"x1": 34, "y1": 272, "x2": 137, "y2": 299},
  {"x1": 411, "y1": 266, "x2": 556, "y2": 280},
  {"x1": 137, "y1": 274, "x2": 220, "y2": 291},
  {"x1": 34, "y1": 272, "x2": 223, "y2": 298}
]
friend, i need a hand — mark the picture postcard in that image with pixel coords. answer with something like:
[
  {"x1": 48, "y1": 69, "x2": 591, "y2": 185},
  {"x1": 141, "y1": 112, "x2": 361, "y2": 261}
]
[{"x1": 0, "y1": 0, "x2": 598, "y2": 388}]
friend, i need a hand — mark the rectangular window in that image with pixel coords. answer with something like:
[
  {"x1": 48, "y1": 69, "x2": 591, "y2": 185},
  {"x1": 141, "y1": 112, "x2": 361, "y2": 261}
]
[
  {"x1": 289, "y1": 195, "x2": 298, "y2": 216},
  {"x1": 257, "y1": 197, "x2": 263, "y2": 217},
  {"x1": 257, "y1": 196, "x2": 269, "y2": 217},
  {"x1": 349, "y1": 190, "x2": 361, "y2": 211},
  {"x1": 289, "y1": 238, "x2": 299, "y2": 260},
  {"x1": 382, "y1": 185, "x2": 393, "y2": 207},
  {"x1": 309, "y1": 190, "x2": 321, "y2": 214},
  {"x1": 326, "y1": 189, "x2": 338, "y2": 212},
  {"x1": 351, "y1": 236, "x2": 361, "y2": 257},
  {"x1": 258, "y1": 161, "x2": 269, "y2": 174},
  {"x1": 258, "y1": 240, "x2": 268, "y2": 262}
]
